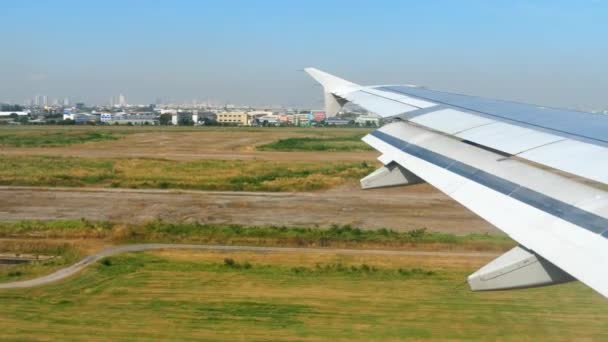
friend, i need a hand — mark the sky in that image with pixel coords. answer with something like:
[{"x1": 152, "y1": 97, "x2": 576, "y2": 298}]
[{"x1": 1, "y1": 0, "x2": 607, "y2": 109}]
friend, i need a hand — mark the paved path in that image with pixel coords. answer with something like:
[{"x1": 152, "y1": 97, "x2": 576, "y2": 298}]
[{"x1": 0, "y1": 244, "x2": 498, "y2": 289}]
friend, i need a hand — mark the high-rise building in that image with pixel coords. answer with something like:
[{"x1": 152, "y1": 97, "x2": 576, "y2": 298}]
[
  {"x1": 42, "y1": 95, "x2": 48, "y2": 107},
  {"x1": 118, "y1": 94, "x2": 126, "y2": 106},
  {"x1": 33, "y1": 95, "x2": 40, "y2": 106},
  {"x1": 63, "y1": 98, "x2": 70, "y2": 106}
]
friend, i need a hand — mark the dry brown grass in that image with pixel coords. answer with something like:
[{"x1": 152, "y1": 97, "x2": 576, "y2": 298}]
[
  {"x1": 0, "y1": 155, "x2": 374, "y2": 191},
  {"x1": 152, "y1": 249, "x2": 491, "y2": 271}
]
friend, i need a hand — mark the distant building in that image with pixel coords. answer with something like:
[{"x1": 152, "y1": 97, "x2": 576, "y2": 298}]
[
  {"x1": 247, "y1": 111, "x2": 275, "y2": 126},
  {"x1": 217, "y1": 111, "x2": 248, "y2": 125},
  {"x1": 159, "y1": 109, "x2": 178, "y2": 115},
  {"x1": 100, "y1": 113, "x2": 113, "y2": 122},
  {"x1": 255, "y1": 114, "x2": 280, "y2": 126},
  {"x1": 198, "y1": 111, "x2": 217, "y2": 124},
  {"x1": 101, "y1": 113, "x2": 157, "y2": 125},
  {"x1": 282, "y1": 113, "x2": 313, "y2": 126},
  {"x1": 355, "y1": 115, "x2": 381, "y2": 127},
  {"x1": 118, "y1": 94, "x2": 126, "y2": 107},
  {"x1": 326, "y1": 117, "x2": 352, "y2": 126},
  {"x1": 312, "y1": 110, "x2": 326, "y2": 122},
  {"x1": 64, "y1": 113, "x2": 99, "y2": 124}
]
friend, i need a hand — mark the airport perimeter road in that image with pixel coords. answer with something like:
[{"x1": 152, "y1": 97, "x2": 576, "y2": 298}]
[
  {"x1": 0, "y1": 244, "x2": 500, "y2": 289},
  {"x1": 0, "y1": 185, "x2": 492, "y2": 233}
]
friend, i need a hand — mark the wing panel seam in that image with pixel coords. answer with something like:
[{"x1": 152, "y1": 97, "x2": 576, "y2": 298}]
[
  {"x1": 370, "y1": 130, "x2": 608, "y2": 237},
  {"x1": 378, "y1": 86, "x2": 608, "y2": 147}
]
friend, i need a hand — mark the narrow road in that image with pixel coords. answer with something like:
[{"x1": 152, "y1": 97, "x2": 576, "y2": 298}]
[{"x1": 0, "y1": 244, "x2": 499, "y2": 289}]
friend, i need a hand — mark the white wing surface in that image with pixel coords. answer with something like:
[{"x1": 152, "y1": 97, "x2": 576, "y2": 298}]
[{"x1": 306, "y1": 68, "x2": 608, "y2": 298}]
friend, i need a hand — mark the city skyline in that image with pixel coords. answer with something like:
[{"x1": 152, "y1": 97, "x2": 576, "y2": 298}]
[{"x1": 1, "y1": 1, "x2": 608, "y2": 110}]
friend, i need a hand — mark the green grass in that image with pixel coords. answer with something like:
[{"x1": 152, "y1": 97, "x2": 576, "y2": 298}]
[
  {"x1": 0, "y1": 220, "x2": 514, "y2": 251},
  {"x1": 0, "y1": 219, "x2": 512, "y2": 286},
  {"x1": 0, "y1": 155, "x2": 374, "y2": 191},
  {"x1": 0, "y1": 251, "x2": 605, "y2": 341},
  {"x1": 258, "y1": 134, "x2": 373, "y2": 152},
  {"x1": 0, "y1": 130, "x2": 121, "y2": 147}
]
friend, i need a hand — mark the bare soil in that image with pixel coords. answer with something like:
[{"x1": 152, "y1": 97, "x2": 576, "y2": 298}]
[
  {"x1": 0, "y1": 128, "x2": 495, "y2": 234},
  {"x1": 0, "y1": 183, "x2": 493, "y2": 234},
  {"x1": 0, "y1": 130, "x2": 376, "y2": 161}
]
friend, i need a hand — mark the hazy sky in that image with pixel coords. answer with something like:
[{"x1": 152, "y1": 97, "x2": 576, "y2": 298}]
[{"x1": 1, "y1": 0, "x2": 607, "y2": 109}]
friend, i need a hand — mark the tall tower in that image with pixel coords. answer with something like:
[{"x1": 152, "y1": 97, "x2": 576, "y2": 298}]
[{"x1": 118, "y1": 94, "x2": 126, "y2": 106}]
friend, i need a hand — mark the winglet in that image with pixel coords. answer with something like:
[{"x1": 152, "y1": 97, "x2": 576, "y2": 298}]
[{"x1": 304, "y1": 68, "x2": 358, "y2": 117}]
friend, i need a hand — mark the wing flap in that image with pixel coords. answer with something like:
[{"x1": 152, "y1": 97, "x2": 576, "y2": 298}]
[
  {"x1": 519, "y1": 140, "x2": 608, "y2": 185},
  {"x1": 363, "y1": 121, "x2": 608, "y2": 297},
  {"x1": 410, "y1": 108, "x2": 494, "y2": 134},
  {"x1": 456, "y1": 122, "x2": 565, "y2": 155}
]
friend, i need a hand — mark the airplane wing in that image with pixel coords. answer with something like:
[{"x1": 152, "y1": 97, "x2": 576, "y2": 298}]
[{"x1": 305, "y1": 67, "x2": 608, "y2": 298}]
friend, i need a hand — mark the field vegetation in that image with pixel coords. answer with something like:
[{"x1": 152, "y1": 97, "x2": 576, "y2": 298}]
[
  {"x1": 0, "y1": 240, "x2": 81, "y2": 283},
  {"x1": 0, "y1": 220, "x2": 514, "y2": 251},
  {"x1": 0, "y1": 130, "x2": 121, "y2": 147},
  {"x1": 0, "y1": 219, "x2": 513, "y2": 283},
  {"x1": 258, "y1": 134, "x2": 372, "y2": 152},
  {"x1": 0, "y1": 250, "x2": 606, "y2": 341},
  {"x1": 0, "y1": 155, "x2": 374, "y2": 191}
]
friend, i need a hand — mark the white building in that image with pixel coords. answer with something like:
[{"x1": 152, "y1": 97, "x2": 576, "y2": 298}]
[
  {"x1": 355, "y1": 114, "x2": 381, "y2": 127},
  {"x1": 160, "y1": 109, "x2": 178, "y2": 115},
  {"x1": 102, "y1": 113, "x2": 157, "y2": 125},
  {"x1": 63, "y1": 113, "x2": 98, "y2": 124}
]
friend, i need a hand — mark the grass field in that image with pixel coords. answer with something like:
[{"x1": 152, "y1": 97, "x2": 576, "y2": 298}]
[
  {"x1": 0, "y1": 240, "x2": 81, "y2": 283},
  {"x1": 2, "y1": 126, "x2": 600, "y2": 341},
  {"x1": 258, "y1": 134, "x2": 372, "y2": 152},
  {"x1": 0, "y1": 220, "x2": 513, "y2": 250},
  {"x1": 0, "y1": 155, "x2": 374, "y2": 191},
  {"x1": 0, "y1": 129, "x2": 122, "y2": 147},
  {"x1": 0, "y1": 126, "x2": 373, "y2": 148},
  {"x1": 0, "y1": 220, "x2": 513, "y2": 284},
  {"x1": 0, "y1": 250, "x2": 606, "y2": 341}
]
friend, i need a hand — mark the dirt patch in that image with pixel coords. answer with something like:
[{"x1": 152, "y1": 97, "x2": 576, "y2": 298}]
[
  {"x1": 0, "y1": 127, "x2": 495, "y2": 234},
  {"x1": 0, "y1": 129, "x2": 377, "y2": 161},
  {"x1": 0, "y1": 183, "x2": 493, "y2": 234}
]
